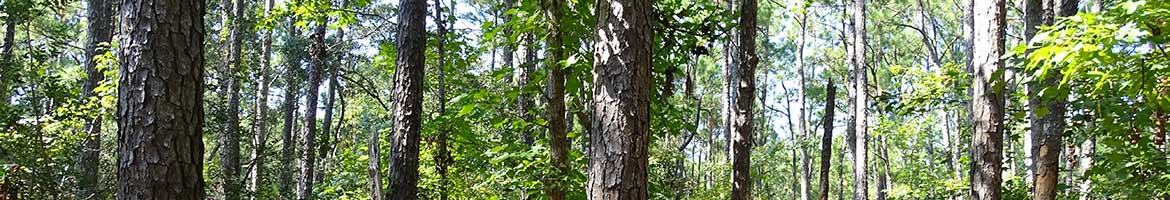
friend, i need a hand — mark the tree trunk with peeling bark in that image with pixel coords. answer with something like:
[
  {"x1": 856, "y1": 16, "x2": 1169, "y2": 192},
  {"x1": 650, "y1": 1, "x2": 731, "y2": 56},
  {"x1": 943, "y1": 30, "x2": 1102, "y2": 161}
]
[
  {"x1": 731, "y1": 0, "x2": 758, "y2": 198},
  {"x1": 971, "y1": 0, "x2": 1007, "y2": 199}
]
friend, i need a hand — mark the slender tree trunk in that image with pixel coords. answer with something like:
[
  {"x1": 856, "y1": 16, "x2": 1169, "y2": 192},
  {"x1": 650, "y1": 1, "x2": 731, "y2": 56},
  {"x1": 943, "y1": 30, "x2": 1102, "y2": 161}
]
[
  {"x1": 722, "y1": 0, "x2": 739, "y2": 164},
  {"x1": 115, "y1": 0, "x2": 206, "y2": 198},
  {"x1": 851, "y1": 0, "x2": 869, "y2": 199},
  {"x1": 731, "y1": 0, "x2": 758, "y2": 198},
  {"x1": 796, "y1": 5, "x2": 812, "y2": 200},
  {"x1": 818, "y1": 80, "x2": 836, "y2": 200},
  {"x1": 220, "y1": 0, "x2": 248, "y2": 198},
  {"x1": 367, "y1": 118, "x2": 384, "y2": 200},
  {"x1": 315, "y1": 5, "x2": 343, "y2": 184},
  {"x1": 249, "y1": 0, "x2": 275, "y2": 197},
  {"x1": 876, "y1": 137, "x2": 889, "y2": 200},
  {"x1": 542, "y1": 0, "x2": 568, "y2": 197},
  {"x1": 971, "y1": 0, "x2": 1007, "y2": 199},
  {"x1": 587, "y1": 0, "x2": 652, "y2": 197},
  {"x1": 296, "y1": 9, "x2": 329, "y2": 199},
  {"x1": 76, "y1": 0, "x2": 114, "y2": 197},
  {"x1": 281, "y1": 13, "x2": 302, "y2": 200},
  {"x1": 389, "y1": 0, "x2": 427, "y2": 197},
  {"x1": 432, "y1": 0, "x2": 452, "y2": 199}
]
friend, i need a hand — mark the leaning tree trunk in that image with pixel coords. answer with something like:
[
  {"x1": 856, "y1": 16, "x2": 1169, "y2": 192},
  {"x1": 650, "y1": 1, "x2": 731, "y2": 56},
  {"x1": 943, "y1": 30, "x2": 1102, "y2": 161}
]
[
  {"x1": 543, "y1": 0, "x2": 569, "y2": 197},
  {"x1": 388, "y1": 0, "x2": 426, "y2": 197},
  {"x1": 114, "y1": 0, "x2": 207, "y2": 198},
  {"x1": 731, "y1": 0, "x2": 759, "y2": 198},
  {"x1": 76, "y1": 0, "x2": 114, "y2": 198},
  {"x1": 851, "y1": 0, "x2": 869, "y2": 199},
  {"x1": 586, "y1": 0, "x2": 652, "y2": 198},
  {"x1": 248, "y1": 0, "x2": 274, "y2": 196},
  {"x1": 971, "y1": 0, "x2": 1007, "y2": 199},
  {"x1": 818, "y1": 80, "x2": 836, "y2": 200}
]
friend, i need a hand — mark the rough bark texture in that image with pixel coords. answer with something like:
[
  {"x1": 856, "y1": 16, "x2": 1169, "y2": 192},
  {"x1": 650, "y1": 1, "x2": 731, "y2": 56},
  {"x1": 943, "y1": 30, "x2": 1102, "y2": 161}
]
[
  {"x1": 220, "y1": 0, "x2": 247, "y2": 198},
  {"x1": 114, "y1": 0, "x2": 207, "y2": 198},
  {"x1": 296, "y1": 14, "x2": 328, "y2": 200},
  {"x1": 851, "y1": 0, "x2": 869, "y2": 199},
  {"x1": 248, "y1": 0, "x2": 274, "y2": 196},
  {"x1": 818, "y1": 80, "x2": 836, "y2": 200},
  {"x1": 76, "y1": 0, "x2": 114, "y2": 197},
  {"x1": 731, "y1": 0, "x2": 758, "y2": 198},
  {"x1": 280, "y1": 14, "x2": 302, "y2": 200},
  {"x1": 587, "y1": 0, "x2": 653, "y2": 198},
  {"x1": 971, "y1": 0, "x2": 1007, "y2": 199},
  {"x1": 543, "y1": 0, "x2": 568, "y2": 197},
  {"x1": 1030, "y1": 1, "x2": 1077, "y2": 199},
  {"x1": 388, "y1": 0, "x2": 426, "y2": 197}
]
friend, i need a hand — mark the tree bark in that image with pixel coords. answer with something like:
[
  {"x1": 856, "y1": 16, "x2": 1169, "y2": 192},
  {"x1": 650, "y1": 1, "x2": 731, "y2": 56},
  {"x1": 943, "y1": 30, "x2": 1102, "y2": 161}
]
[
  {"x1": 587, "y1": 0, "x2": 653, "y2": 198},
  {"x1": 76, "y1": 0, "x2": 114, "y2": 197},
  {"x1": 296, "y1": 10, "x2": 329, "y2": 200},
  {"x1": 971, "y1": 0, "x2": 1007, "y2": 199},
  {"x1": 731, "y1": 0, "x2": 758, "y2": 198},
  {"x1": 220, "y1": 0, "x2": 248, "y2": 198},
  {"x1": 851, "y1": 0, "x2": 869, "y2": 200},
  {"x1": 796, "y1": 4, "x2": 812, "y2": 200},
  {"x1": 388, "y1": 0, "x2": 426, "y2": 197},
  {"x1": 114, "y1": 0, "x2": 207, "y2": 198},
  {"x1": 1031, "y1": 1, "x2": 1077, "y2": 199},
  {"x1": 249, "y1": 0, "x2": 275, "y2": 197},
  {"x1": 433, "y1": 0, "x2": 452, "y2": 199},
  {"x1": 818, "y1": 80, "x2": 836, "y2": 200},
  {"x1": 280, "y1": 13, "x2": 302, "y2": 200},
  {"x1": 542, "y1": 0, "x2": 568, "y2": 197}
]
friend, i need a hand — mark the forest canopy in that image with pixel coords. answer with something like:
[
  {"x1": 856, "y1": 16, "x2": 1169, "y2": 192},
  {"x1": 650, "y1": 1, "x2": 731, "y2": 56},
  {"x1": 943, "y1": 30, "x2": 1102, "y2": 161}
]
[{"x1": 0, "y1": 0, "x2": 1168, "y2": 199}]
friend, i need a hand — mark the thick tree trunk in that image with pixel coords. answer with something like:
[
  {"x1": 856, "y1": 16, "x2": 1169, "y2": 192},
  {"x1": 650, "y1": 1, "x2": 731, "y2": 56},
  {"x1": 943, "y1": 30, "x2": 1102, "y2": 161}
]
[
  {"x1": 114, "y1": 0, "x2": 207, "y2": 198},
  {"x1": 818, "y1": 80, "x2": 836, "y2": 200},
  {"x1": 970, "y1": 0, "x2": 1007, "y2": 199},
  {"x1": 851, "y1": 0, "x2": 869, "y2": 200},
  {"x1": 388, "y1": 0, "x2": 426, "y2": 197},
  {"x1": 587, "y1": 0, "x2": 652, "y2": 198},
  {"x1": 76, "y1": 0, "x2": 114, "y2": 197},
  {"x1": 220, "y1": 0, "x2": 248, "y2": 198},
  {"x1": 543, "y1": 0, "x2": 568, "y2": 198},
  {"x1": 296, "y1": 12, "x2": 329, "y2": 200},
  {"x1": 280, "y1": 13, "x2": 302, "y2": 200},
  {"x1": 249, "y1": 0, "x2": 275, "y2": 197}
]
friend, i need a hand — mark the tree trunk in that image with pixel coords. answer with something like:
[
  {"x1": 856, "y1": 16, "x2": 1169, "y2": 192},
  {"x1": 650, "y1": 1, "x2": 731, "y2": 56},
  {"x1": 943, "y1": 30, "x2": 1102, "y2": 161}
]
[
  {"x1": 542, "y1": 0, "x2": 568, "y2": 198},
  {"x1": 587, "y1": 0, "x2": 652, "y2": 198},
  {"x1": 220, "y1": 0, "x2": 248, "y2": 198},
  {"x1": 76, "y1": 0, "x2": 114, "y2": 197},
  {"x1": 280, "y1": 13, "x2": 302, "y2": 200},
  {"x1": 296, "y1": 10, "x2": 329, "y2": 199},
  {"x1": 731, "y1": 0, "x2": 759, "y2": 198},
  {"x1": 315, "y1": 5, "x2": 343, "y2": 184},
  {"x1": 796, "y1": 5, "x2": 812, "y2": 200},
  {"x1": 249, "y1": 0, "x2": 275, "y2": 197},
  {"x1": 818, "y1": 80, "x2": 836, "y2": 200},
  {"x1": 388, "y1": 0, "x2": 426, "y2": 197},
  {"x1": 433, "y1": 0, "x2": 452, "y2": 199},
  {"x1": 970, "y1": 0, "x2": 1007, "y2": 199},
  {"x1": 1031, "y1": 1, "x2": 1077, "y2": 199},
  {"x1": 851, "y1": 0, "x2": 869, "y2": 200},
  {"x1": 114, "y1": 0, "x2": 207, "y2": 198}
]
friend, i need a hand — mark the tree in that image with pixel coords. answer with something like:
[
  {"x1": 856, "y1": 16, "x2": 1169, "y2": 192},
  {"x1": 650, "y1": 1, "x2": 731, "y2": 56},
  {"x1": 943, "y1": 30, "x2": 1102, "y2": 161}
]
[
  {"x1": 851, "y1": 0, "x2": 869, "y2": 199},
  {"x1": 75, "y1": 0, "x2": 114, "y2": 197},
  {"x1": 970, "y1": 0, "x2": 1007, "y2": 199},
  {"x1": 296, "y1": 4, "x2": 329, "y2": 199},
  {"x1": 114, "y1": 0, "x2": 207, "y2": 198},
  {"x1": 280, "y1": 12, "x2": 303, "y2": 200},
  {"x1": 542, "y1": 0, "x2": 569, "y2": 197},
  {"x1": 433, "y1": 0, "x2": 452, "y2": 199},
  {"x1": 818, "y1": 80, "x2": 836, "y2": 200},
  {"x1": 388, "y1": 0, "x2": 426, "y2": 197},
  {"x1": 731, "y1": 0, "x2": 759, "y2": 198},
  {"x1": 1026, "y1": 0, "x2": 1078, "y2": 198},
  {"x1": 587, "y1": 0, "x2": 652, "y2": 198},
  {"x1": 249, "y1": 0, "x2": 275, "y2": 197},
  {"x1": 220, "y1": 0, "x2": 248, "y2": 198}
]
